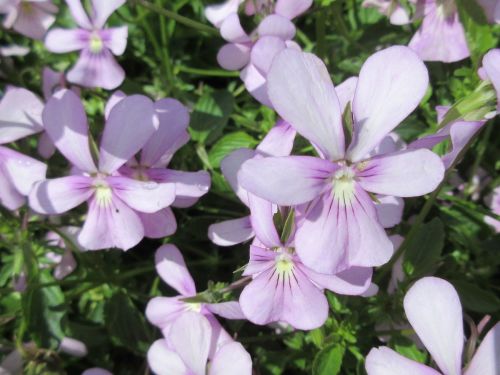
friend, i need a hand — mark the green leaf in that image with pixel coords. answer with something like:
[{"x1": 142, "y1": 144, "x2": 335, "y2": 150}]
[
  {"x1": 208, "y1": 131, "x2": 257, "y2": 168},
  {"x1": 393, "y1": 337, "x2": 427, "y2": 364},
  {"x1": 312, "y1": 343, "x2": 345, "y2": 375},
  {"x1": 451, "y1": 280, "x2": 500, "y2": 313},
  {"x1": 403, "y1": 218, "x2": 445, "y2": 278},
  {"x1": 280, "y1": 209, "x2": 295, "y2": 244}
]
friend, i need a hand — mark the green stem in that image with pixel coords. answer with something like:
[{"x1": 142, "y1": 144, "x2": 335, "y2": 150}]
[
  {"x1": 177, "y1": 66, "x2": 239, "y2": 77},
  {"x1": 156, "y1": 0, "x2": 176, "y2": 96}
]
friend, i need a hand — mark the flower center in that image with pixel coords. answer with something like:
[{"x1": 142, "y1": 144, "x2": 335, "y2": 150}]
[
  {"x1": 436, "y1": 0, "x2": 456, "y2": 19},
  {"x1": 93, "y1": 180, "x2": 112, "y2": 207},
  {"x1": 186, "y1": 302, "x2": 202, "y2": 313},
  {"x1": 89, "y1": 33, "x2": 104, "y2": 54},
  {"x1": 275, "y1": 252, "x2": 294, "y2": 277},
  {"x1": 332, "y1": 166, "x2": 356, "y2": 206},
  {"x1": 131, "y1": 166, "x2": 150, "y2": 182},
  {"x1": 21, "y1": 1, "x2": 33, "y2": 13}
]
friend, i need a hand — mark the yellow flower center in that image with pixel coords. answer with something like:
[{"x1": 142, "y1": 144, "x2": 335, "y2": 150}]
[
  {"x1": 332, "y1": 166, "x2": 356, "y2": 206},
  {"x1": 21, "y1": 2, "x2": 33, "y2": 13},
  {"x1": 89, "y1": 33, "x2": 104, "y2": 54},
  {"x1": 94, "y1": 181, "x2": 112, "y2": 207},
  {"x1": 437, "y1": 0, "x2": 456, "y2": 19},
  {"x1": 186, "y1": 302, "x2": 202, "y2": 312},
  {"x1": 275, "y1": 253, "x2": 294, "y2": 276}
]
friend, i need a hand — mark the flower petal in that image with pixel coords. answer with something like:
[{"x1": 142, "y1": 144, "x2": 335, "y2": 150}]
[
  {"x1": 90, "y1": 0, "x2": 125, "y2": 28},
  {"x1": 256, "y1": 119, "x2": 296, "y2": 157},
  {"x1": 268, "y1": 49, "x2": 345, "y2": 160},
  {"x1": 483, "y1": 49, "x2": 500, "y2": 107},
  {"x1": 347, "y1": 46, "x2": 429, "y2": 161},
  {"x1": 44, "y1": 28, "x2": 88, "y2": 53},
  {"x1": 205, "y1": 0, "x2": 243, "y2": 27},
  {"x1": 238, "y1": 156, "x2": 335, "y2": 206},
  {"x1": 303, "y1": 265, "x2": 373, "y2": 295},
  {"x1": 251, "y1": 36, "x2": 286, "y2": 75},
  {"x1": 145, "y1": 296, "x2": 186, "y2": 329},
  {"x1": 155, "y1": 244, "x2": 196, "y2": 296},
  {"x1": 208, "y1": 216, "x2": 255, "y2": 246},
  {"x1": 42, "y1": 89, "x2": 97, "y2": 172},
  {"x1": 220, "y1": 148, "x2": 255, "y2": 206},
  {"x1": 29, "y1": 176, "x2": 93, "y2": 214},
  {"x1": 209, "y1": 342, "x2": 252, "y2": 375},
  {"x1": 0, "y1": 146, "x2": 46, "y2": 195},
  {"x1": 275, "y1": 0, "x2": 312, "y2": 19},
  {"x1": 375, "y1": 195, "x2": 404, "y2": 228},
  {"x1": 147, "y1": 339, "x2": 187, "y2": 375},
  {"x1": 217, "y1": 43, "x2": 251, "y2": 71},
  {"x1": 101, "y1": 26, "x2": 128, "y2": 56},
  {"x1": 404, "y1": 277, "x2": 464, "y2": 375},
  {"x1": 240, "y1": 63, "x2": 271, "y2": 106},
  {"x1": 336, "y1": 76, "x2": 358, "y2": 112},
  {"x1": 248, "y1": 194, "x2": 281, "y2": 248},
  {"x1": 258, "y1": 14, "x2": 295, "y2": 40},
  {"x1": 138, "y1": 207, "x2": 177, "y2": 239},
  {"x1": 220, "y1": 13, "x2": 250, "y2": 43},
  {"x1": 82, "y1": 368, "x2": 113, "y2": 375},
  {"x1": 155, "y1": 170, "x2": 210, "y2": 205},
  {"x1": 206, "y1": 301, "x2": 246, "y2": 320},
  {"x1": 66, "y1": 0, "x2": 92, "y2": 29},
  {"x1": 357, "y1": 149, "x2": 445, "y2": 197},
  {"x1": 365, "y1": 346, "x2": 441, "y2": 375},
  {"x1": 0, "y1": 165, "x2": 25, "y2": 210},
  {"x1": 104, "y1": 90, "x2": 126, "y2": 120},
  {"x1": 464, "y1": 323, "x2": 500, "y2": 375},
  {"x1": 12, "y1": 3, "x2": 56, "y2": 40},
  {"x1": 99, "y1": 95, "x2": 158, "y2": 173}
]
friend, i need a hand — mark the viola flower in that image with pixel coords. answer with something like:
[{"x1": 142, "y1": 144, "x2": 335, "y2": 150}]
[
  {"x1": 484, "y1": 186, "x2": 500, "y2": 232},
  {"x1": 366, "y1": 277, "x2": 500, "y2": 375},
  {"x1": 408, "y1": 0, "x2": 470, "y2": 63},
  {"x1": 29, "y1": 89, "x2": 175, "y2": 251},
  {"x1": 45, "y1": 226, "x2": 82, "y2": 280},
  {"x1": 45, "y1": 0, "x2": 128, "y2": 90},
  {"x1": 480, "y1": 49, "x2": 500, "y2": 112},
  {"x1": 146, "y1": 244, "x2": 244, "y2": 354},
  {"x1": 239, "y1": 47, "x2": 445, "y2": 275},
  {"x1": 148, "y1": 312, "x2": 252, "y2": 375},
  {"x1": 362, "y1": 0, "x2": 412, "y2": 25},
  {"x1": 0, "y1": 0, "x2": 57, "y2": 39},
  {"x1": 0, "y1": 87, "x2": 47, "y2": 210},
  {"x1": 208, "y1": 120, "x2": 296, "y2": 246},
  {"x1": 239, "y1": 195, "x2": 373, "y2": 330},
  {"x1": 107, "y1": 91, "x2": 210, "y2": 239}
]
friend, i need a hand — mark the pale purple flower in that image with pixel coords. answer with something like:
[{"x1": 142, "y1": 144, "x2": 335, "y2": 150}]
[
  {"x1": 0, "y1": 87, "x2": 47, "y2": 210},
  {"x1": 208, "y1": 119, "x2": 296, "y2": 246},
  {"x1": 82, "y1": 369, "x2": 112, "y2": 375},
  {"x1": 148, "y1": 312, "x2": 252, "y2": 375},
  {"x1": 45, "y1": 226, "x2": 81, "y2": 279},
  {"x1": 239, "y1": 195, "x2": 373, "y2": 330},
  {"x1": 0, "y1": 0, "x2": 57, "y2": 39},
  {"x1": 366, "y1": 277, "x2": 500, "y2": 375},
  {"x1": 409, "y1": 0, "x2": 470, "y2": 63},
  {"x1": 362, "y1": 0, "x2": 412, "y2": 25},
  {"x1": 59, "y1": 337, "x2": 88, "y2": 357},
  {"x1": 106, "y1": 91, "x2": 211, "y2": 239},
  {"x1": 28, "y1": 89, "x2": 175, "y2": 251},
  {"x1": 484, "y1": 186, "x2": 500, "y2": 232},
  {"x1": 238, "y1": 46, "x2": 445, "y2": 275},
  {"x1": 0, "y1": 44, "x2": 29, "y2": 56},
  {"x1": 146, "y1": 244, "x2": 244, "y2": 355},
  {"x1": 44, "y1": 0, "x2": 128, "y2": 90},
  {"x1": 480, "y1": 49, "x2": 500, "y2": 112},
  {"x1": 477, "y1": 0, "x2": 500, "y2": 24}
]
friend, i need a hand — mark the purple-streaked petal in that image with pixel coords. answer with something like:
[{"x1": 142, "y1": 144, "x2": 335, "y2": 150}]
[
  {"x1": 268, "y1": 49, "x2": 345, "y2": 161},
  {"x1": 275, "y1": 0, "x2": 313, "y2": 19},
  {"x1": 256, "y1": 119, "x2": 296, "y2": 157},
  {"x1": 91, "y1": 0, "x2": 125, "y2": 28},
  {"x1": 67, "y1": 49, "x2": 125, "y2": 90},
  {"x1": 42, "y1": 89, "x2": 97, "y2": 172},
  {"x1": 365, "y1": 346, "x2": 441, "y2": 375},
  {"x1": 242, "y1": 244, "x2": 276, "y2": 276},
  {"x1": 0, "y1": 87, "x2": 44, "y2": 143},
  {"x1": 78, "y1": 195, "x2": 144, "y2": 251},
  {"x1": 138, "y1": 207, "x2": 177, "y2": 239},
  {"x1": 104, "y1": 90, "x2": 126, "y2": 120},
  {"x1": 257, "y1": 14, "x2": 295, "y2": 39},
  {"x1": 238, "y1": 156, "x2": 335, "y2": 206},
  {"x1": 248, "y1": 194, "x2": 281, "y2": 248},
  {"x1": 29, "y1": 176, "x2": 93, "y2": 214},
  {"x1": 0, "y1": 146, "x2": 47, "y2": 195},
  {"x1": 208, "y1": 216, "x2": 254, "y2": 246},
  {"x1": 483, "y1": 49, "x2": 500, "y2": 108},
  {"x1": 404, "y1": 277, "x2": 464, "y2": 375},
  {"x1": 101, "y1": 26, "x2": 128, "y2": 56},
  {"x1": 145, "y1": 296, "x2": 186, "y2": 329},
  {"x1": 65, "y1": 0, "x2": 92, "y2": 29},
  {"x1": 220, "y1": 13, "x2": 250, "y2": 43},
  {"x1": 375, "y1": 195, "x2": 404, "y2": 228},
  {"x1": 336, "y1": 76, "x2": 358, "y2": 112},
  {"x1": 357, "y1": 149, "x2": 445, "y2": 197},
  {"x1": 140, "y1": 98, "x2": 190, "y2": 166},
  {"x1": 99, "y1": 95, "x2": 158, "y2": 173},
  {"x1": 147, "y1": 339, "x2": 187, "y2": 375},
  {"x1": 59, "y1": 337, "x2": 87, "y2": 357},
  {"x1": 205, "y1": 0, "x2": 244, "y2": 27},
  {"x1": 206, "y1": 301, "x2": 245, "y2": 320},
  {"x1": 169, "y1": 312, "x2": 211, "y2": 375},
  {"x1": 155, "y1": 244, "x2": 196, "y2": 296},
  {"x1": 240, "y1": 63, "x2": 271, "y2": 106},
  {"x1": 302, "y1": 265, "x2": 373, "y2": 295},
  {"x1": 348, "y1": 46, "x2": 429, "y2": 161},
  {"x1": 464, "y1": 323, "x2": 500, "y2": 375},
  {"x1": 251, "y1": 36, "x2": 286, "y2": 75},
  {"x1": 217, "y1": 43, "x2": 251, "y2": 71},
  {"x1": 209, "y1": 342, "x2": 252, "y2": 375},
  {"x1": 220, "y1": 148, "x2": 255, "y2": 205},
  {"x1": 44, "y1": 28, "x2": 88, "y2": 53}
]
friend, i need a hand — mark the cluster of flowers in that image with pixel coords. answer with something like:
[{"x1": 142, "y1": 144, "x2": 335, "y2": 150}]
[{"x1": 1, "y1": 0, "x2": 499, "y2": 374}]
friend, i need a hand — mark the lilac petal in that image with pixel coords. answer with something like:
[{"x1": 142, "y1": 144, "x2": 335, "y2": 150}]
[
  {"x1": 243, "y1": 244, "x2": 276, "y2": 276},
  {"x1": 295, "y1": 187, "x2": 393, "y2": 274},
  {"x1": 149, "y1": 169, "x2": 210, "y2": 204},
  {"x1": 204, "y1": 314, "x2": 234, "y2": 358},
  {"x1": 336, "y1": 76, "x2": 358, "y2": 112},
  {"x1": 78, "y1": 195, "x2": 144, "y2": 251},
  {"x1": 66, "y1": 0, "x2": 92, "y2": 29},
  {"x1": 268, "y1": 49, "x2": 345, "y2": 161},
  {"x1": 0, "y1": 166, "x2": 25, "y2": 210},
  {"x1": 147, "y1": 339, "x2": 187, "y2": 375},
  {"x1": 365, "y1": 346, "x2": 441, "y2": 375},
  {"x1": 404, "y1": 277, "x2": 464, "y2": 375},
  {"x1": 238, "y1": 156, "x2": 336, "y2": 206},
  {"x1": 67, "y1": 49, "x2": 125, "y2": 90},
  {"x1": 375, "y1": 195, "x2": 404, "y2": 228},
  {"x1": 59, "y1": 337, "x2": 87, "y2": 357},
  {"x1": 91, "y1": 0, "x2": 125, "y2": 28},
  {"x1": 240, "y1": 63, "x2": 271, "y2": 106},
  {"x1": 0, "y1": 44, "x2": 30, "y2": 57},
  {"x1": 275, "y1": 0, "x2": 313, "y2": 19},
  {"x1": 217, "y1": 43, "x2": 251, "y2": 71},
  {"x1": 140, "y1": 98, "x2": 190, "y2": 166},
  {"x1": 248, "y1": 194, "x2": 281, "y2": 248},
  {"x1": 251, "y1": 36, "x2": 286, "y2": 75},
  {"x1": 104, "y1": 90, "x2": 126, "y2": 120},
  {"x1": 107, "y1": 176, "x2": 175, "y2": 213},
  {"x1": 155, "y1": 244, "x2": 196, "y2": 296},
  {"x1": 258, "y1": 14, "x2": 296, "y2": 40},
  {"x1": 53, "y1": 249, "x2": 77, "y2": 280},
  {"x1": 12, "y1": 3, "x2": 56, "y2": 40},
  {"x1": 408, "y1": 6, "x2": 469, "y2": 63},
  {"x1": 220, "y1": 13, "x2": 250, "y2": 43},
  {"x1": 209, "y1": 342, "x2": 252, "y2": 375},
  {"x1": 101, "y1": 26, "x2": 128, "y2": 56},
  {"x1": 42, "y1": 89, "x2": 97, "y2": 173},
  {"x1": 205, "y1": 0, "x2": 244, "y2": 27},
  {"x1": 169, "y1": 312, "x2": 212, "y2": 375},
  {"x1": 44, "y1": 28, "x2": 88, "y2": 53},
  {"x1": 442, "y1": 120, "x2": 486, "y2": 169},
  {"x1": 302, "y1": 265, "x2": 372, "y2": 295},
  {"x1": 43, "y1": 67, "x2": 64, "y2": 99},
  {"x1": 139, "y1": 207, "x2": 177, "y2": 239},
  {"x1": 99, "y1": 95, "x2": 158, "y2": 173},
  {"x1": 206, "y1": 301, "x2": 246, "y2": 320},
  {"x1": 482, "y1": 49, "x2": 500, "y2": 108},
  {"x1": 357, "y1": 149, "x2": 445, "y2": 197},
  {"x1": 464, "y1": 323, "x2": 500, "y2": 375},
  {"x1": 0, "y1": 87, "x2": 44, "y2": 143},
  {"x1": 29, "y1": 176, "x2": 93, "y2": 214},
  {"x1": 256, "y1": 119, "x2": 296, "y2": 157},
  {"x1": 0, "y1": 146, "x2": 47, "y2": 195},
  {"x1": 145, "y1": 296, "x2": 186, "y2": 329},
  {"x1": 208, "y1": 216, "x2": 254, "y2": 246},
  {"x1": 220, "y1": 148, "x2": 255, "y2": 205},
  {"x1": 82, "y1": 368, "x2": 113, "y2": 375},
  {"x1": 370, "y1": 132, "x2": 406, "y2": 157},
  {"x1": 348, "y1": 46, "x2": 429, "y2": 161}
]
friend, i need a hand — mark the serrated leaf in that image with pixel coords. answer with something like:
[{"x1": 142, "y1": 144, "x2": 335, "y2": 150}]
[
  {"x1": 312, "y1": 343, "x2": 345, "y2": 375},
  {"x1": 208, "y1": 131, "x2": 257, "y2": 168}
]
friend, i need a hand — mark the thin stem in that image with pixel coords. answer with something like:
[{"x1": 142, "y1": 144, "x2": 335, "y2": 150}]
[
  {"x1": 177, "y1": 66, "x2": 239, "y2": 77},
  {"x1": 156, "y1": 0, "x2": 176, "y2": 96}
]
